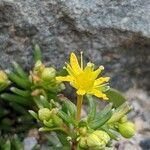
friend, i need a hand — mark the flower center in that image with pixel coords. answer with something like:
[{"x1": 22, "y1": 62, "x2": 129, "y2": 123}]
[{"x1": 76, "y1": 72, "x2": 94, "y2": 91}]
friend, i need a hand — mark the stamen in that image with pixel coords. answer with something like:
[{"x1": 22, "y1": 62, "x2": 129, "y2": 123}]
[{"x1": 80, "y1": 51, "x2": 83, "y2": 69}]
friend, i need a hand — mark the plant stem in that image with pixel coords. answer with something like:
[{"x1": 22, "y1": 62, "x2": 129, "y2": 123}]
[{"x1": 76, "y1": 95, "x2": 83, "y2": 122}]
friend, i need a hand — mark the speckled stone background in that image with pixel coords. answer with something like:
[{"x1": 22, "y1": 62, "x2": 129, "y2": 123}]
[
  {"x1": 0, "y1": 0, "x2": 150, "y2": 92},
  {"x1": 0, "y1": 0, "x2": 150, "y2": 149}
]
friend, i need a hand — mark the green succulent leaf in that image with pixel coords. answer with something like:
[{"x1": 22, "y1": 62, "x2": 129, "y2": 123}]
[
  {"x1": 10, "y1": 87, "x2": 31, "y2": 97},
  {"x1": 6, "y1": 70, "x2": 30, "y2": 89},
  {"x1": 105, "y1": 88, "x2": 126, "y2": 108},
  {"x1": 62, "y1": 97, "x2": 77, "y2": 118},
  {"x1": 86, "y1": 95, "x2": 96, "y2": 123},
  {"x1": 34, "y1": 44, "x2": 43, "y2": 62},
  {"x1": 1, "y1": 93, "x2": 30, "y2": 106},
  {"x1": 28, "y1": 110, "x2": 38, "y2": 120},
  {"x1": 58, "y1": 110, "x2": 75, "y2": 125},
  {"x1": 90, "y1": 103, "x2": 113, "y2": 129},
  {"x1": 56, "y1": 132, "x2": 70, "y2": 147},
  {"x1": 12, "y1": 61, "x2": 28, "y2": 79},
  {"x1": 101, "y1": 126, "x2": 119, "y2": 141}
]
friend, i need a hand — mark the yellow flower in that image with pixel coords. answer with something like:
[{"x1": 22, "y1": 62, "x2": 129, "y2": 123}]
[{"x1": 56, "y1": 52, "x2": 110, "y2": 100}]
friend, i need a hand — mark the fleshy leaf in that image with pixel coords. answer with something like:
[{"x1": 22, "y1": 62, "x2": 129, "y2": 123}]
[{"x1": 105, "y1": 88, "x2": 126, "y2": 108}]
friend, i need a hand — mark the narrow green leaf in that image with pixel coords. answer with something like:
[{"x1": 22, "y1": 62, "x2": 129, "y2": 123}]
[
  {"x1": 12, "y1": 61, "x2": 28, "y2": 79},
  {"x1": 28, "y1": 110, "x2": 38, "y2": 120},
  {"x1": 62, "y1": 97, "x2": 76, "y2": 118},
  {"x1": 90, "y1": 103, "x2": 113, "y2": 129},
  {"x1": 95, "y1": 103, "x2": 113, "y2": 120},
  {"x1": 33, "y1": 97, "x2": 43, "y2": 109},
  {"x1": 34, "y1": 44, "x2": 42, "y2": 62},
  {"x1": 56, "y1": 132, "x2": 70, "y2": 147},
  {"x1": 105, "y1": 88, "x2": 126, "y2": 108},
  {"x1": 86, "y1": 95, "x2": 96, "y2": 122},
  {"x1": 0, "y1": 81, "x2": 11, "y2": 92},
  {"x1": 39, "y1": 127, "x2": 64, "y2": 132},
  {"x1": 58, "y1": 110, "x2": 75, "y2": 125},
  {"x1": 101, "y1": 126, "x2": 119, "y2": 141},
  {"x1": 90, "y1": 111, "x2": 112, "y2": 129},
  {"x1": 10, "y1": 87, "x2": 31, "y2": 97},
  {"x1": 1, "y1": 93, "x2": 29, "y2": 105},
  {"x1": 9, "y1": 102, "x2": 28, "y2": 114},
  {"x1": 40, "y1": 95, "x2": 51, "y2": 108},
  {"x1": 6, "y1": 70, "x2": 30, "y2": 89}
]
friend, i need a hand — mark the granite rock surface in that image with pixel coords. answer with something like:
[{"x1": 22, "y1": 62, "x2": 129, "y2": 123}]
[{"x1": 0, "y1": 0, "x2": 150, "y2": 91}]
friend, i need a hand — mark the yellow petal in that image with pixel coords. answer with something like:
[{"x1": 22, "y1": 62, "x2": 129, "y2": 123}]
[
  {"x1": 70, "y1": 53, "x2": 82, "y2": 74},
  {"x1": 94, "y1": 77, "x2": 110, "y2": 86},
  {"x1": 84, "y1": 62, "x2": 94, "y2": 73},
  {"x1": 65, "y1": 63, "x2": 76, "y2": 76},
  {"x1": 91, "y1": 89, "x2": 108, "y2": 100},
  {"x1": 77, "y1": 89, "x2": 86, "y2": 95},
  {"x1": 56, "y1": 76, "x2": 73, "y2": 82},
  {"x1": 92, "y1": 66, "x2": 104, "y2": 79}
]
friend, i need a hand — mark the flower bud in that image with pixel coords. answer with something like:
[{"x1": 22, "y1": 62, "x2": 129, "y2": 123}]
[
  {"x1": 38, "y1": 108, "x2": 51, "y2": 121},
  {"x1": 79, "y1": 127, "x2": 87, "y2": 136},
  {"x1": 33, "y1": 61, "x2": 45, "y2": 78},
  {"x1": 119, "y1": 115, "x2": 127, "y2": 123},
  {"x1": 52, "y1": 114, "x2": 63, "y2": 126},
  {"x1": 93, "y1": 130, "x2": 110, "y2": 144},
  {"x1": 0, "y1": 71, "x2": 10, "y2": 91},
  {"x1": 79, "y1": 137, "x2": 88, "y2": 148},
  {"x1": 43, "y1": 119, "x2": 53, "y2": 127},
  {"x1": 0, "y1": 71, "x2": 8, "y2": 83},
  {"x1": 41, "y1": 67, "x2": 56, "y2": 81},
  {"x1": 118, "y1": 121, "x2": 136, "y2": 138},
  {"x1": 87, "y1": 133, "x2": 104, "y2": 147}
]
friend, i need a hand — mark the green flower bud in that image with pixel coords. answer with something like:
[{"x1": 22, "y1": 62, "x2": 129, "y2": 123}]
[
  {"x1": 118, "y1": 121, "x2": 136, "y2": 138},
  {"x1": 52, "y1": 114, "x2": 63, "y2": 126},
  {"x1": 43, "y1": 119, "x2": 53, "y2": 127},
  {"x1": 87, "y1": 133, "x2": 104, "y2": 147},
  {"x1": 79, "y1": 137, "x2": 88, "y2": 148},
  {"x1": 0, "y1": 71, "x2": 10, "y2": 91},
  {"x1": 58, "y1": 83, "x2": 65, "y2": 91},
  {"x1": 93, "y1": 130, "x2": 110, "y2": 144},
  {"x1": 79, "y1": 127, "x2": 87, "y2": 136},
  {"x1": 0, "y1": 71, "x2": 8, "y2": 83},
  {"x1": 34, "y1": 61, "x2": 45, "y2": 72},
  {"x1": 41, "y1": 67, "x2": 56, "y2": 81},
  {"x1": 119, "y1": 115, "x2": 127, "y2": 123},
  {"x1": 38, "y1": 108, "x2": 51, "y2": 121}
]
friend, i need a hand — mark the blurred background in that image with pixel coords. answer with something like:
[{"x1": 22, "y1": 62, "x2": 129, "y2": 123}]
[{"x1": 0, "y1": 0, "x2": 150, "y2": 150}]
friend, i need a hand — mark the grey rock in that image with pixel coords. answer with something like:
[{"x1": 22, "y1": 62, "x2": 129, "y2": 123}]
[
  {"x1": 24, "y1": 137, "x2": 37, "y2": 150},
  {"x1": 140, "y1": 138, "x2": 150, "y2": 150},
  {"x1": 0, "y1": 0, "x2": 150, "y2": 91}
]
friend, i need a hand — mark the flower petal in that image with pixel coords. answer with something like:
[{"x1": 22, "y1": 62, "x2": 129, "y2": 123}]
[
  {"x1": 84, "y1": 62, "x2": 94, "y2": 73},
  {"x1": 92, "y1": 66, "x2": 104, "y2": 79},
  {"x1": 70, "y1": 53, "x2": 82, "y2": 74},
  {"x1": 91, "y1": 89, "x2": 108, "y2": 100},
  {"x1": 56, "y1": 76, "x2": 73, "y2": 82},
  {"x1": 94, "y1": 77, "x2": 110, "y2": 86}
]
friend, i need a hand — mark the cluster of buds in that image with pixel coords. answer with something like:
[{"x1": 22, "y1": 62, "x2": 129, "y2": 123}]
[
  {"x1": 109, "y1": 115, "x2": 136, "y2": 138},
  {"x1": 38, "y1": 108, "x2": 63, "y2": 128},
  {"x1": 29, "y1": 61, "x2": 65, "y2": 93},
  {"x1": 0, "y1": 70, "x2": 11, "y2": 92},
  {"x1": 78, "y1": 127, "x2": 110, "y2": 150}
]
